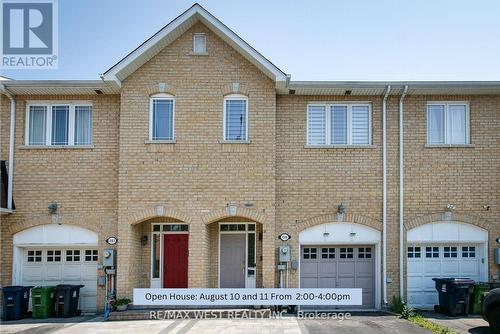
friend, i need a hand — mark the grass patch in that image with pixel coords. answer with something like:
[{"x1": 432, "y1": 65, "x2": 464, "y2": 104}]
[
  {"x1": 407, "y1": 314, "x2": 458, "y2": 334},
  {"x1": 389, "y1": 296, "x2": 458, "y2": 334}
]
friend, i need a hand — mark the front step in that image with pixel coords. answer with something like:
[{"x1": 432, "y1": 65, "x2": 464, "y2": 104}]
[{"x1": 108, "y1": 308, "x2": 272, "y2": 321}]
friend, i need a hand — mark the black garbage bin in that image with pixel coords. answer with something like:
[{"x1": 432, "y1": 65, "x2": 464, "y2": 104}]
[
  {"x1": 2, "y1": 286, "x2": 33, "y2": 320},
  {"x1": 54, "y1": 284, "x2": 84, "y2": 318},
  {"x1": 432, "y1": 278, "x2": 475, "y2": 316}
]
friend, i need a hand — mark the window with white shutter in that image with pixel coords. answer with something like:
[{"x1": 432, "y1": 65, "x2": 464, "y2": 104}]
[
  {"x1": 149, "y1": 94, "x2": 175, "y2": 141},
  {"x1": 427, "y1": 102, "x2": 469, "y2": 145},
  {"x1": 307, "y1": 105, "x2": 326, "y2": 145},
  {"x1": 307, "y1": 103, "x2": 371, "y2": 146},
  {"x1": 223, "y1": 94, "x2": 248, "y2": 141}
]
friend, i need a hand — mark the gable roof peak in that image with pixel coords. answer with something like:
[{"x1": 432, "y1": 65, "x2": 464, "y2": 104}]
[{"x1": 102, "y1": 3, "x2": 287, "y2": 87}]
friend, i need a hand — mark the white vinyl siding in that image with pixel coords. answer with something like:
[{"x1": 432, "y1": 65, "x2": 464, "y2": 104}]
[
  {"x1": 25, "y1": 102, "x2": 92, "y2": 146},
  {"x1": 193, "y1": 33, "x2": 207, "y2": 53},
  {"x1": 427, "y1": 102, "x2": 469, "y2": 145},
  {"x1": 307, "y1": 103, "x2": 371, "y2": 146},
  {"x1": 150, "y1": 96, "x2": 175, "y2": 141},
  {"x1": 223, "y1": 95, "x2": 248, "y2": 141}
]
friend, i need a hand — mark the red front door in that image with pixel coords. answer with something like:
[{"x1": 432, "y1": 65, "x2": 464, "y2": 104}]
[{"x1": 163, "y1": 234, "x2": 189, "y2": 288}]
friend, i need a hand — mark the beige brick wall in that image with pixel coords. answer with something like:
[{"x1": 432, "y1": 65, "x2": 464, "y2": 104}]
[
  {"x1": 0, "y1": 94, "x2": 120, "y2": 311},
  {"x1": 1, "y1": 22, "x2": 498, "y2": 312},
  {"x1": 275, "y1": 94, "x2": 500, "y2": 302},
  {"x1": 115, "y1": 22, "x2": 277, "y2": 296}
]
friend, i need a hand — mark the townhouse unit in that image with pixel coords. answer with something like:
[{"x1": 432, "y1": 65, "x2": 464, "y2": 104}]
[{"x1": 1, "y1": 4, "x2": 499, "y2": 313}]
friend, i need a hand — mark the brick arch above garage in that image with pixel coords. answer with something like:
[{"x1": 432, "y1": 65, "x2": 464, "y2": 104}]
[
  {"x1": 298, "y1": 212, "x2": 381, "y2": 233},
  {"x1": 128, "y1": 207, "x2": 193, "y2": 225},
  {"x1": 201, "y1": 206, "x2": 270, "y2": 225},
  {"x1": 6, "y1": 213, "x2": 103, "y2": 236},
  {"x1": 404, "y1": 212, "x2": 492, "y2": 231}
]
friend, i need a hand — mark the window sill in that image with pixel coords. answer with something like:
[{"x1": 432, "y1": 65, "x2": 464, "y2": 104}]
[
  {"x1": 145, "y1": 140, "x2": 176, "y2": 144},
  {"x1": 425, "y1": 144, "x2": 475, "y2": 148},
  {"x1": 219, "y1": 140, "x2": 250, "y2": 144},
  {"x1": 188, "y1": 52, "x2": 209, "y2": 56},
  {"x1": 304, "y1": 144, "x2": 376, "y2": 149},
  {"x1": 20, "y1": 145, "x2": 94, "y2": 150}
]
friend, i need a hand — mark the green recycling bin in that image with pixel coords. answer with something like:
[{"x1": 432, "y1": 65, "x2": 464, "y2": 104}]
[
  {"x1": 31, "y1": 286, "x2": 55, "y2": 319},
  {"x1": 470, "y1": 282, "x2": 490, "y2": 315}
]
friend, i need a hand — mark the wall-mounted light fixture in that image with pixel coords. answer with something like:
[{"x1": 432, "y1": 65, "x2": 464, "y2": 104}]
[
  {"x1": 445, "y1": 204, "x2": 456, "y2": 212},
  {"x1": 48, "y1": 202, "x2": 58, "y2": 214},
  {"x1": 141, "y1": 235, "x2": 148, "y2": 246},
  {"x1": 337, "y1": 203, "x2": 347, "y2": 214}
]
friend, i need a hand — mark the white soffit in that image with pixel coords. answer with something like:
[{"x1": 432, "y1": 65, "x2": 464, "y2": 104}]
[
  {"x1": 102, "y1": 4, "x2": 287, "y2": 84},
  {"x1": 281, "y1": 81, "x2": 500, "y2": 96},
  {"x1": 1, "y1": 80, "x2": 120, "y2": 95}
]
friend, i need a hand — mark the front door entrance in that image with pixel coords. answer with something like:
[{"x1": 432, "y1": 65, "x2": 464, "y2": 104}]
[
  {"x1": 220, "y1": 234, "x2": 246, "y2": 288},
  {"x1": 163, "y1": 234, "x2": 188, "y2": 288}
]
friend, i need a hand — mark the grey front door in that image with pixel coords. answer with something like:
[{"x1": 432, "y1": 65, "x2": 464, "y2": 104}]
[
  {"x1": 220, "y1": 234, "x2": 246, "y2": 288},
  {"x1": 300, "y1": 246, "x2": 375, "y2": 309}
]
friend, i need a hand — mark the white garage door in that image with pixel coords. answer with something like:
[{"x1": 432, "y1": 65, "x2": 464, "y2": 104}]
[
  {"x1": 407, "y1": 244, "x2": 481, "y2": 308},
  {"x1": 22, "y1": 247, "x2": 98, "y2": 313}
]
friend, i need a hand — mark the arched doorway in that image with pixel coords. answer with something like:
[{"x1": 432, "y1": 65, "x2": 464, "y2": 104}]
[
  {"x1": 13, "y1": 224, "x2": 99, "y2": 313},
  {"x1": 406, "y1": 221, "x2": 488, "y2": 308},
  {"x1": 207, "y1": 218, "x2": 263, "y2": 288},
  {"x1": 145, "y1": 217, "x2": 189, "y2": 288}
]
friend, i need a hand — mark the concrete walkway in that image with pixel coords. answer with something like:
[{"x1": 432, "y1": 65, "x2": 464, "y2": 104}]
[{"x1": 0, "y1": 313, "x2": 431, "y2": 334}]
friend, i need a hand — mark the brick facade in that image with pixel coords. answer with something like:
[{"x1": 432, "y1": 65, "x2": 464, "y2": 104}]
[{"x1": 1, "y1": 18, "x2": 498, "y2": 312}]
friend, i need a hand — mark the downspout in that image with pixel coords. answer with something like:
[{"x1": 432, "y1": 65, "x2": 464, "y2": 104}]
[
  {"x1": 1, "y1": 85, "x2": 16, "y2": 211},
  {"x1": 399, "y1": 85, "x2": 408, "y2": 300},
  {"x1": 382, "y1": 85, "x2": 391, "y2": 305}
]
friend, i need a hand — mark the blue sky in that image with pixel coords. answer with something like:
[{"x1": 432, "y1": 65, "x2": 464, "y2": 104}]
[{"x1": 2, "y1": 0, "x2": 500, "y2": 81}]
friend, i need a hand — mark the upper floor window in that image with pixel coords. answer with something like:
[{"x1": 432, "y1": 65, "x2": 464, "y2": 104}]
[
  {"x1": 193, "y1": 33, "x2": 206, "y2": 54},
  {"x1": 26, "y1": 102, "x2": 92, "y2": 146},
  {"x1": 427, "y1": 102, "x2": 469, "y2": 145},
  {"x1": 223, "y1": 94, "x2": 248, "y2": 141},
  {"x1": 149, "y1": 94, "x2": 174, "y2": 141},
  {"x1": 307, "y1": 103, "x2": 372, "y2": 146}
]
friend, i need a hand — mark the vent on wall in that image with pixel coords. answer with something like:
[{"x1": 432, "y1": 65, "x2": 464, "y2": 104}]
[
  {"x1": 288, "y1": 89, "x2": 296, "y2": 95},
  {"x1": 344, "y1": 90, "x2": 352, "y2": 95},
  {"x1": 94, "y1": 89, "x2": 103, "y2": 95}
]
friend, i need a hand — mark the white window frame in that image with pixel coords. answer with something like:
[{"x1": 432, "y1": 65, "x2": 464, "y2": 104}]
[
  {"x1": 192, "y1": 33, "x2": 207, "y2": 54},
  {"x1": 426, "y1": 101, "x2": 470, "y2": 145},
  {"x1": 149, "y1": 93, "x2": 175, "y2": 142},
  {"x1": 306, "y1": 102, "x2": 372, "y2": 146},
  {"x1": 223, "y1": 94, "x2": 248, "y2": 142},
  {"x1": 25, "y1": 101, "x2": 93, "y2": 147}
]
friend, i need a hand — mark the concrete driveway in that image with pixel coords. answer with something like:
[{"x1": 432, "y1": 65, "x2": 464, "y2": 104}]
[
  {"x1": 1, "y1": 313, "x2": 430, "y2": 334},
  {"x1": 420, "y1": 311, "x2": 491, "y2": 334}
]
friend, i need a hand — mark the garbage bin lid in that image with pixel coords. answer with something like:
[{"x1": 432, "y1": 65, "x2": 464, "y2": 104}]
[{"x1": 1, "y1": 285, "x2": 33, "y2": 291}]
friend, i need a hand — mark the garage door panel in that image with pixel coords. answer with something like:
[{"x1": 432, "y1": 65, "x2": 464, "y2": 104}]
[
  {"x1": 301, "y1": 245, "x2": 375, "y2": 309},
  {"x1": 408, "y1": 261, "x2": 423, "y2": 273},
  {"x1": 22, "y1": 248, "x2": 98, "y2": 313},
  {"x1": 337, "y1": 262, "x2": 355, "y2": 276},
  {"x1": 45, "y1": 265, "x2": 62, "y2": 280},
  {"x1": 357, "y1": 277, "x2": 373, "y2": 290},
  {"x1": 301, "y1": 262, "x2": 318, "y2": 276},
  {"x1": 441, "y1": 261, "x2": 460, "y2": 275},
  {"x1": 301, "y1": 277, "x2": 318, "y2": 288},
  {"x1": 407, "y1": 243, "x2": 483, "y2": 309},
  {"x1": 356, "y1": 261, "x2": 374, "y2": 275},
  {"x1": 319, "y1": 262, "x2": 336, "y2": 276},
  {"x1": 318, "y1": 277, "x2": 335, "y2": 288}
]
